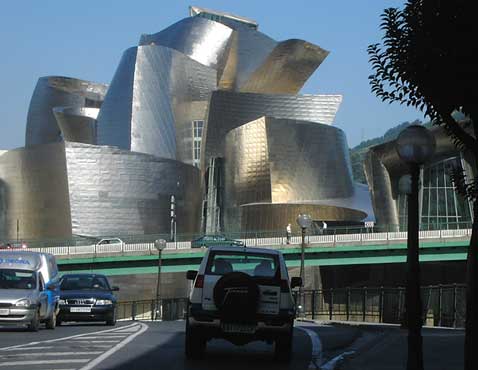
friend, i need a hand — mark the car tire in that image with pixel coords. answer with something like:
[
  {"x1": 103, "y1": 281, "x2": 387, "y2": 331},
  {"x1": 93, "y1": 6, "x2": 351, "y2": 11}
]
[
  {"x1": 213, "y1": 272, "x2": 259, "y2": 322},
  {"x1": 185, "y1": 319, "x2": 206, "y2": 359},
  {"x1": 45, "y1": 311, "x2": 56, "y2": 330},
  {"x1": 28, "y1": 309, "x2": 40, "y2": 332},
  {"x1": 106, "y1": 308, "x2": 117, "y2": 326},
  {"x1": 274, "y1": 328, "x2": 293, "y2": 362},
  {"x1": 57, "y1": 318, "x2": 62, "y2": 326}
]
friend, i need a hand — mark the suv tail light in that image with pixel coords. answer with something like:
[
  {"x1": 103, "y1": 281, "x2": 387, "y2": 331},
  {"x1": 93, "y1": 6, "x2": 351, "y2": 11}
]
[
  {"x1": 194, "y1": 275, "x2": 204, "y2": 288},
  {"x1": 280, "y1": 280, "x2": 290, "y2": 293}
]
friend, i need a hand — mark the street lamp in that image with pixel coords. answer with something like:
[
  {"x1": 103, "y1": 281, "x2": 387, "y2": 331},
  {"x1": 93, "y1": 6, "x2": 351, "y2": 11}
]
[
  {"x1": 396, "y1": 125, "x2": 435, "y2": 370},
  {"x1": 154, "y1": 239, "x2": 167, "y2": 320},
  {"x1": 296, "y1": 213, "x2": 312, "y2": 314}
]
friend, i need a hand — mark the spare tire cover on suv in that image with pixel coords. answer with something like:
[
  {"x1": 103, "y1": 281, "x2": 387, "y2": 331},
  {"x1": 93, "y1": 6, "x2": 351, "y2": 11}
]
[{"x1": 213, "y1": 272, "x2": 260, "y2": 322}]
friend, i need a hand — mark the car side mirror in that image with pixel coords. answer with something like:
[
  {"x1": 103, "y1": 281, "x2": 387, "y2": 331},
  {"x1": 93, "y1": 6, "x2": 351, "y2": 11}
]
[
  {"x1": 47, "y1": 285, "x2": 57, "y2": 291},
  {"x1": 290, "y1": 277, "x2": 302, "y2": 289},
  {"x1": 186, "y1": 270, "x2": 198, "y2": 280},
  {"x1": 111, "y1": 286, "x2": 120, "y2": 291}
]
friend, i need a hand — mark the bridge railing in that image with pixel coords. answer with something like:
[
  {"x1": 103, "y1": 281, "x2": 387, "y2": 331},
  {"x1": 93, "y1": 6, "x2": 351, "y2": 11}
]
[
  {"x1": 116, "y1": 284, "x2": 465, "y2": 328},
  {"x1": 116, "y1": 298, "x2": 187, "y2": 321},
  {"x1": 3, "y1": 221, "x2": 472, "y2": 257},
  {"x1": 300, "y1": 284, "x2": 466, "y2": 328}
]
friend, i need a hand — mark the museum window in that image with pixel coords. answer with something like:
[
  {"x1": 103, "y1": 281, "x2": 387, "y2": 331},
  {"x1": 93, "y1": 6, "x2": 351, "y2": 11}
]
[
  {"x1": 398, "y1": 156, "x2": 473, "y2": 231},
  {"x1": 192, "y1": 120, "x2": 204, "y2": 168}
]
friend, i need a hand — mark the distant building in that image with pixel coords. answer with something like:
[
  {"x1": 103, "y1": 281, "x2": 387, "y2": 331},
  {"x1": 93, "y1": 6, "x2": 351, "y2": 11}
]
[
  {"x1": 0, "y1": 7, "x2": 374, "y2": 240},
  {"x1": 364, "y1": 121, "x2": 474, "y2": 231}
]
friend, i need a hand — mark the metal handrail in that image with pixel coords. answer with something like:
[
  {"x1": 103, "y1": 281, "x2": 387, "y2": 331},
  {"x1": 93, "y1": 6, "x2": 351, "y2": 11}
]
[
  {"x1": 1, "y1": 222, "x2": 472, "y2": 257},
  {"x1": 117, "y1": 284, "x2": 465, "y2": 328}
]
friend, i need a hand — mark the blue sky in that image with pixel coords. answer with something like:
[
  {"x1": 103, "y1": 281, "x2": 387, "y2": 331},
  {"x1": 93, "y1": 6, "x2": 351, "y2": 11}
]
[{"x1": 0, "y1": 0, "x2": 423, "y2": 149}]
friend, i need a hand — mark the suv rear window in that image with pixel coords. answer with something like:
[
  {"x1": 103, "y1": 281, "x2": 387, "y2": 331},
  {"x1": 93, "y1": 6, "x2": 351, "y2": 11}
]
[{"x1": 206, "y1": 251, "x2": 279, "y2": 277}]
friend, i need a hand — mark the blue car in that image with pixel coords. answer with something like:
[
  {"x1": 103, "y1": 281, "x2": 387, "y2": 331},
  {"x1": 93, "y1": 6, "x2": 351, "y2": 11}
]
[{"x1": 191, "y1": 235, "x2": 244, "y2": 248}]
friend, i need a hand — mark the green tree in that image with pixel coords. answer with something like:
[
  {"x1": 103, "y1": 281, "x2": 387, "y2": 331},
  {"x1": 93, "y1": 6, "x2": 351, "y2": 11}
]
[{"x1": 368, "y1": 1, "x2": 477, "y2": 369}]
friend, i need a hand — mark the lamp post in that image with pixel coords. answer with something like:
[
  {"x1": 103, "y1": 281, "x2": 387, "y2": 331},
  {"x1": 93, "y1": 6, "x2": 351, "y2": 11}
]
[
  {"x1": 396, "y1": 125, "x2": 435, "y2": 370},
  {"x1": 154, "y1": 239, "x2": 167, "y2": 320},
  {"x1": 296, "y1": 214, "x2": 312, "y2": 315}
]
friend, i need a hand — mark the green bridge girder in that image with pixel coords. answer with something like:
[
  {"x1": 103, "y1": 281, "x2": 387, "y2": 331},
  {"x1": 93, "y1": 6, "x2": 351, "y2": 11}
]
[{"x1": 56, "y1": 240, "x2": 469, "y2": 276}]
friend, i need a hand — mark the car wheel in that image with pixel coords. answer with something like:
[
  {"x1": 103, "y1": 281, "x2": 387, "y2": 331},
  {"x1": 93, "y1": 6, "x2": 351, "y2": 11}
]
[
  {"x1": 106, "y1": 308, "x2": 117, "y2": 326},
  {"x1": 185, "y1": 319, "x2": 206, "y2": 359},
  {"x1": 45, "y1": 311, "x2": 56, "y2": 330},
  {"x1": 213, "y1": 272, "x2": 259, "y2": 322},
  {"x1": 28, "y1": 309, "x2": 40, "y2": 332},
  {"x1": 274, "y1": 328, "x2": 293, "y2": 362}
]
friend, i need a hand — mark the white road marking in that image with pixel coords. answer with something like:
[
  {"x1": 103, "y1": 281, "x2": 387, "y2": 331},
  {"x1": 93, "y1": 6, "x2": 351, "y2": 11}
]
[
  {"x1": 78, "y1": 322, "x2": 148, "y2": 370},
  {"x1": 320, "y1": 351, "x2": 355, "y2": 370},
  {"x1": 0, "y1": 323, "x2": 147, "y2": 370},
  {"x1": 297, "y1": 325, "x2": 323, "y2": 369},
  {"x1": 0, "y1": 351, "x2": 102, "y2": 358},
  {"x1": 0, "y1": 322, "x2": 139, "y2": 351},
  {"x1": 71, "y1": 341, "x2": 120, "y2": 344},
  {"x1": 1, "y1": 346, "x2": 55, "y2": 351},
  {"x1": 0, "y1": 359, "x2": 89, "y2": 366},
  {"x1": 73, "y1": 336, "x2": 126, "y2": 339}
]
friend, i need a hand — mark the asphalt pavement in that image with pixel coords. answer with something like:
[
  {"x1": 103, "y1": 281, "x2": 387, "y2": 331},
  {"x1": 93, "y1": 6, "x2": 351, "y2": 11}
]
[
  {"x1": 0, "y1": 320, "x2": 363, "y2": 370},
  {"x1": 338, "y1": 326, "x2": 464, "y2": 370}
]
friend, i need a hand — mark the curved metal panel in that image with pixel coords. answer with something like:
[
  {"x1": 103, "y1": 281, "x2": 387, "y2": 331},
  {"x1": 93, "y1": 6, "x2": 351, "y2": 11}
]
[
  {"x1": 239, "y1": 203, "x2": 366, "y2": 233},
  {"x1": 223, "y1": 117, "x2": 369, "y2": 231},
  {"x1": 64, "y1": 142, "x2": 202, "y2": 236},
  {"x1": 26, "y1": 76, "x2": 107, "y2": 147},
  {"x1": 96, "y1": 47, "x2": 138, "y2": 151},
  {"x1": 239, "y1": 39, "x2": 329, "y2": 94},
  {"x1": 0, "y1": 143, "x2": 72, "y2": 239},
  {"x1": 97, "y1": 45, "x2": 216, "y2": 164},
  {"x1": 53, "y1": 107, "x2": 99, "y2": 144},
  {"x1": 189, "y1": 6, "x2": 259, "y2": 29},
  {"x1": 217, "y1": 22, "x2": 277, "y2": 91},
  {"x1": 139, "y1": 16, "x2": 233, "y2": 81},
  {"x1": 363, "y1": 123, "x2": 469, "y2": 228},
  {"x1": 202, "y1": 90, "x2": 343, "y2": 167}
]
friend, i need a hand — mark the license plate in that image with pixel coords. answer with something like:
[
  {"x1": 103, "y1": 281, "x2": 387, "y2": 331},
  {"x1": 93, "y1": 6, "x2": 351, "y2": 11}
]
[
  {"x1": 222, "y1": 323, "x2": 256, "y2": 334},
  {"x1": 70, "y1": 307, "x2": 91, "y2": 313},
  {"x1": 0, "y1": 309, "x2": 9, "y2": 316}
]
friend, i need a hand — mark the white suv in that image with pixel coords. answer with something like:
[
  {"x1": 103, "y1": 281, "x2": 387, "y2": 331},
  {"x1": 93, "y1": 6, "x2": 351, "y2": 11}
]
[{"x1": 185, "y1": 246, "x2": 301, "y2": 361}]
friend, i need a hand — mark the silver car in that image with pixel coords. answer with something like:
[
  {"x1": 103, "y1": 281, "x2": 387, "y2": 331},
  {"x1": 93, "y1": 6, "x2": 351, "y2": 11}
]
[{"x1": 0, "y1": 251, "x2": 60, "y2": 331}]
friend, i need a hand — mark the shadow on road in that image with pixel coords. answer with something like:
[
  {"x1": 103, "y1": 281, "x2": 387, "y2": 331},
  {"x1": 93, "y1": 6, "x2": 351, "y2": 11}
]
[{"x1": 101, "y1": 325, "x2": 312, "y2": 370}]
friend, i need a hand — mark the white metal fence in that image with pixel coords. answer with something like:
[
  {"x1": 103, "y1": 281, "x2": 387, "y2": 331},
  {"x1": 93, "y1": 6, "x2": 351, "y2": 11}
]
[{"x1": 11, "y1": 227, "x2": 472, "y2": 258}]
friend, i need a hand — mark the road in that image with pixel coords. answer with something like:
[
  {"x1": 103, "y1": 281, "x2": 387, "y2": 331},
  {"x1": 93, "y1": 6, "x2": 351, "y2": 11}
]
[{"x1": 0, "y1": 320, "x2": 361, "y2": 370}]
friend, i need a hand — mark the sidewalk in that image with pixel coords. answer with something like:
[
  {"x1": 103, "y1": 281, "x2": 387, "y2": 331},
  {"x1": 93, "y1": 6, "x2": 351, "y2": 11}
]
[{"x1": 337, "y1": 325, "x2": 464, "y2": 370}]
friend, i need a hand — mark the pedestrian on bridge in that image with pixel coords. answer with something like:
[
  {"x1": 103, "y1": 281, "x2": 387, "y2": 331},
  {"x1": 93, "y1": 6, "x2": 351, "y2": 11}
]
[{"x1": 286, "y1": 224, "x2": 292, "y2": 244}]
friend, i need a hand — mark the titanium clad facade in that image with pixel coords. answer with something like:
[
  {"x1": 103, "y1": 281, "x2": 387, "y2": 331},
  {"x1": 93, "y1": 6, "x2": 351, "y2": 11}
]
[
  {"x1": 64, "y1": 143, "x2": 201, "y2": 236},
  {"x1": 364, "y1": 122, "x2": 474, "y2": 230},
  {"x1": 26, "y1": 76, "x2": 107, "y2": 147},
  {"x1": 0, "y1": 143, "x2": 72, "y2": 239},
  {"x1": 238, "y1": 39, "x2": 329, "y2": 94},
  {"x1": 53, "y1": 107, "x2": 99, "y2": 144},
  {"x1": 223, "y1": 117, "x2": 368, "y2": 231},
  {"x1": 96, "y1": 45, "x2": 216, "y2": 165},
  {"x1": 215, "y1": 21, "x2": 277, "y2": 91},
  {"x1": 95, "y1": 47, "x2": 137, "y2": 151},
  {"x1": 139, "y1": 16, "x2": 233, "y2": 80},
  {"x1": 202, "y1": 90, "x2": 343, "y2": 167},
  {"x1": 240, "y1": 204, "x2": 367, "y2": 233},
  {"x1": 1, "y1": 7, "x2": 372, "y2": 240}
]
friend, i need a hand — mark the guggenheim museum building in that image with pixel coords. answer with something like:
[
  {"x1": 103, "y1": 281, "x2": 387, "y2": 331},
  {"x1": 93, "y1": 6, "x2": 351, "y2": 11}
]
[{"x1": 0, "y1": 7, "x2": 373, "y2": 240}]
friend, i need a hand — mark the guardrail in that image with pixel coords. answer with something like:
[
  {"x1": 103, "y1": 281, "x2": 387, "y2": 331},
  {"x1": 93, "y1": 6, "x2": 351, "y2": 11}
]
[
  {"x1": 300, "y1": 284, "x2": 466, "y2": 328},
  {"x1": 19, "y1": 228, "x2": 474, "y2": 257},
  {"x1": 117, "y1": 284, "x2": 465, "y2": 328},
  {"x1": 117, "y1": 298, "x2": 187, "y2": 321},
  {"x1": 2, "y1": 223, "x2": 472, "y2": 257}
]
